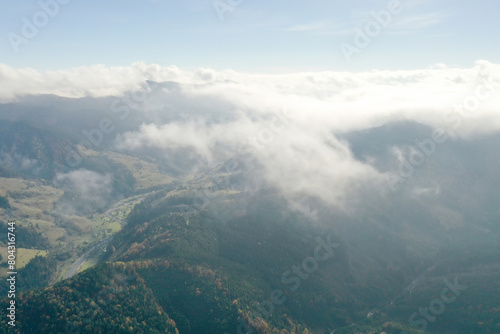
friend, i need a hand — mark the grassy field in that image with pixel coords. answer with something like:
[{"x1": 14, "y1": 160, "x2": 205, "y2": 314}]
[
  {"x1": 0, "y1": 177, "x2": 117, "y2": 246},
  {"x1": 105, "y1": 151, "x2": 174, "y2": 191},
  {"x1": 0, "y1": 177, "x2": 126, "y2": 279},
  {"x1": 0, "y1": 148, "x2": 172, "y2": 282},
  {"x1": 0, "y1": 177, "x2": 65, "y2": 243},
  {"x1": 0, "y1": 247, "x2": 48, "y2": 275}
]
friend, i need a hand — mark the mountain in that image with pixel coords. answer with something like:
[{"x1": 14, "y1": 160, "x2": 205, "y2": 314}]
[{"x1": 1, "y1": 91, "x2": 500, "y2": 333}]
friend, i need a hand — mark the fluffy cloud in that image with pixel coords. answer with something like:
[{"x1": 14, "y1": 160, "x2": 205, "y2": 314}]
[
  {"x1": 0, "y1": 63, "x2": 185, "y2": 101},
  {"x1": 2, "y1": 60, "x2": 498, "y2": 133},
  {"x1": 54, "y1": 169, "x2": 112, "y2": 215},
  {"x1": 2, "y1": 61, "x2": 500, "y2": 208}
]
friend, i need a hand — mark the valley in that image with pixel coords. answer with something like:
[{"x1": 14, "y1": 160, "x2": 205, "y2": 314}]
[{"x1": 0, "y1": 93, "x2": 499, "y2": 333}]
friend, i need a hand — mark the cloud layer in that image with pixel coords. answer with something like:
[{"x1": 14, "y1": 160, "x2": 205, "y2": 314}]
[
  {"x1": 54, "y1": 169, "x2": 112, "y2": 216},
  {"x1": 2, "y1": 61, "x2": 500, "y2": 209},
  {"x1": 1, "y1": 61, "x2": 499, "y2": 134}
]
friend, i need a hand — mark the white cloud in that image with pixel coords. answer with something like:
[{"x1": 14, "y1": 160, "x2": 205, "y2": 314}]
[
  {"x1": 2, "y1": 61, "x2": 500, "y2": 209},
  {"x1": 0, "y1": 63, "x2": 185, "y2": 102},
  {"x1": 54, "y1": 169, "x2": 112, "y2": 215}
]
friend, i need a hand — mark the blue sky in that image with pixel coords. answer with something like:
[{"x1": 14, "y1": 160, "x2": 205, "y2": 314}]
[{"x1": 1, "y1": 0, "x2": 499, "y2": 72}]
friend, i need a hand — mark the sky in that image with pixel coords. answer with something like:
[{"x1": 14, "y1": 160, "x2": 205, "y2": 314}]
[{"x1": 1, "y1": 0, "x2": 500, "y2": 72}]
